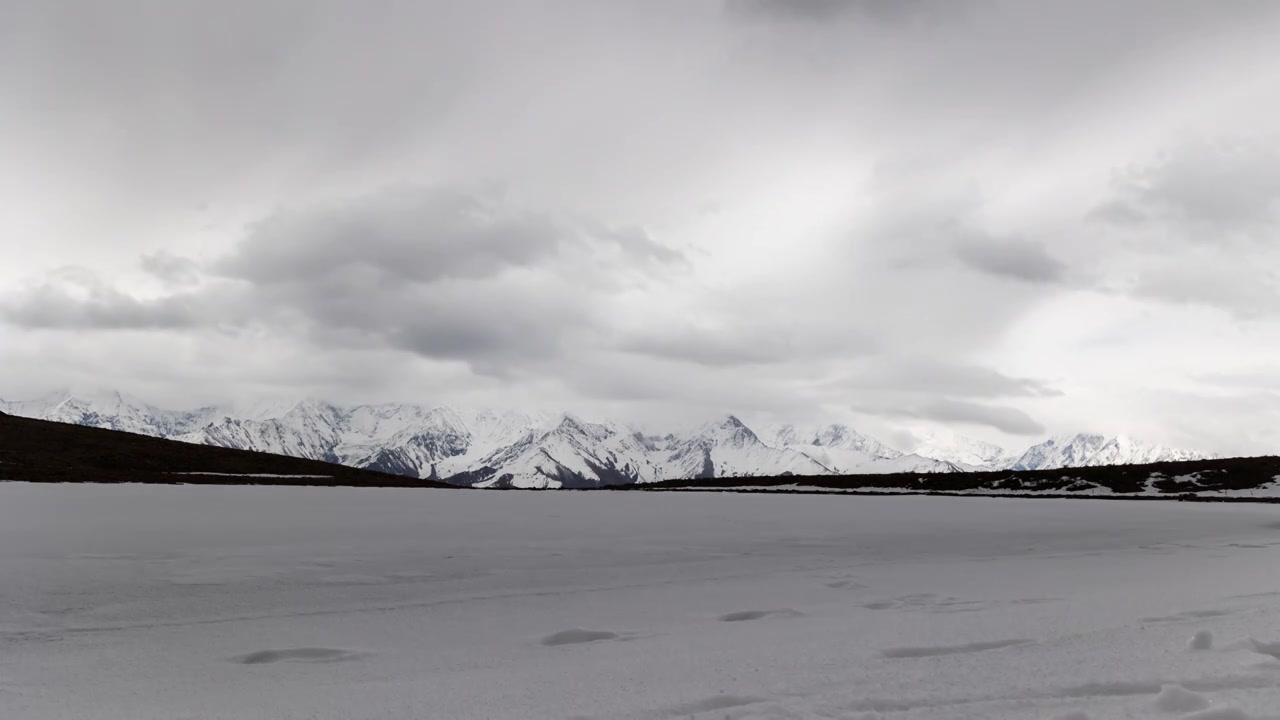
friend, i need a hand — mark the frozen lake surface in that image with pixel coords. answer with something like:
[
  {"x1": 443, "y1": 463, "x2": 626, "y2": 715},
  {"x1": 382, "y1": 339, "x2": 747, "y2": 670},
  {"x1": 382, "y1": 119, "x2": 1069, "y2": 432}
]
[{"x1": 4, "y1": 484, "x2": 1280, "y2": 719}]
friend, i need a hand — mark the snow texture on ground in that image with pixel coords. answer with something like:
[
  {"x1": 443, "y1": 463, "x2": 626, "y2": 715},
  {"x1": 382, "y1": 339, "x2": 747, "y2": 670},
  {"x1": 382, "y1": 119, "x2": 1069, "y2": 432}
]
[
  {"x1": 675, "y1": 478, "x2": 1280, "y2": 499},
  {"x1": 4, "y1": 483, "x2": 1280, "y2": 719}
]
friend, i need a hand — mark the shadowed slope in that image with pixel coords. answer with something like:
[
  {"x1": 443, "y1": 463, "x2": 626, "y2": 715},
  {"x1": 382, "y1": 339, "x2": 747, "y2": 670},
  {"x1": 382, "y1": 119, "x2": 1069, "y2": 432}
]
[{"x1": 0, "y1": 412, "x2": 454, "y2": 488}]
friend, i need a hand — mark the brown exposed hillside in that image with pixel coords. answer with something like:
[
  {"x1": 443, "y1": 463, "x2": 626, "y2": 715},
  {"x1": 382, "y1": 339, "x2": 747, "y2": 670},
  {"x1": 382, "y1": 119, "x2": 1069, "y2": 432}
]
[{"x1": 0, "y1": 412, "x2": 454, "y2": 488}]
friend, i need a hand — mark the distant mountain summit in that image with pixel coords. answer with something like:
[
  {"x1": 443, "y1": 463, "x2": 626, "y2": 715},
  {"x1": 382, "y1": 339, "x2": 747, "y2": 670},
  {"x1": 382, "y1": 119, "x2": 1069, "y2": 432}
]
[
  {"x1": 0, "y1": 392, "x2": 1216, "y2": 488},
  {"x1": 660, "y1": 415, "x2": 830, "y2": 481},
  {"x1": 1007, "y1": 433, "x2": 1217, "y2": 471},
  {"x1": 911, "y1": 430, "x2": 1008, "y2": 468},
  {"x1": 0, "y1": 390, "x2": 218, "y2": 438},
  {"x1": 767, "y1": 422, "x2": 901, "y2": 473}
]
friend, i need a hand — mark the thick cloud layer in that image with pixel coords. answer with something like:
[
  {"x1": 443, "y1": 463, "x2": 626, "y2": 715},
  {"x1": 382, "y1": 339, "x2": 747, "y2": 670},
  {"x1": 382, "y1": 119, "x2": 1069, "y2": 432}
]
[{"x1": 3, "y1": 0, "x2": 1280, "y2": 454}]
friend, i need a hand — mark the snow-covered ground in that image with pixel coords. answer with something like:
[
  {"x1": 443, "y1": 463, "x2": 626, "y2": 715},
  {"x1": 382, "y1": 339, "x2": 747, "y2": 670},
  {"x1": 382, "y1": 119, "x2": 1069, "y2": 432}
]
[
  {"x1": 669, "y1": 476, "x2": 1280, "y2": 499},
  {"x1": 4, "y1": 484, "x2": 1280, "y2": 719}
]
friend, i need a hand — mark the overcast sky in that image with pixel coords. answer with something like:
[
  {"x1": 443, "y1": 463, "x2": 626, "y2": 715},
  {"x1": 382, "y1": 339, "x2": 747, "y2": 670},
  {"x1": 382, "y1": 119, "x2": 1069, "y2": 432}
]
[{"x1": 3, "y1": 0, "x2": 1280, "y2": 454}]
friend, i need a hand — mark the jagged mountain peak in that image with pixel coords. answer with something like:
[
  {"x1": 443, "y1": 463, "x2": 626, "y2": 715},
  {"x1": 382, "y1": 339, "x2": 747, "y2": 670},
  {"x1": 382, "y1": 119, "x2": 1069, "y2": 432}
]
[
  {"x1": 765, "y1": 422, "x2": 902, "y2": 472},
  {"x1": 286, "y1": 397, "x2": 345, "y2": 416},
  {"x1": 911, "y1": 430, "x2": 1006, "y2": 467},
  {"x1": 346, "y1": 403, "x2": 468, "y2": 441},
  {"x1": 812, "y1": 423, "x2": 852, "y2": 445},
  {"x1": 695, "y1": 414, "x2": 758, "y2": 446},
  {"x1": 812, "y1": 424, "x2": 901, "y2": 458},
  {"x1": 0, "y1": 389, "x2": 217, "y2": 438},
  {"x1": 1010, "y1": 433, "x2": 1216, "y2": 471},
  {"x1": 226, "y1": 396, "x2": 315, "y2": 422},
  {"x1": 859, "y1": 453, "x2": 965, "y2": 475},
  {"x1": 768, "y1": 423, "x2": 802, "y2": 447},
  {"x1": 548, "y1": 413, "x2": 615, "y2": 443},
  {"x1": 39, "y1": 389, "x2": 140, "y2": 413},
  {"x1": 0, "y1": 389, "x2": 1223, "y2": 486},
  {"x1": 1040, "y1": 432, "x2": 1107, "y2": 448}
]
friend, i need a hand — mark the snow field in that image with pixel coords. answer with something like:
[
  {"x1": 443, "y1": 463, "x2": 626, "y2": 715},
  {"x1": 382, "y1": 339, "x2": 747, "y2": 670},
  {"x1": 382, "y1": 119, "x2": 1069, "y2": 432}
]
[{"x1": 3, "y1": 484, "x2": 1280, "y2": 718}]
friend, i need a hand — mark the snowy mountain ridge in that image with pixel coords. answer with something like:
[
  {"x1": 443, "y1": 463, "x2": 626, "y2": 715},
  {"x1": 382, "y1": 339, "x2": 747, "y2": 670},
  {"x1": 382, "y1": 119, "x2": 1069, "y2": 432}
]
[
  {"x1": 912, "y1": 430, "x2": 1009, "y2": 468},
  {"x1": 1007, "y1": 433, "x2": 1216, "y2": 471},
  {"x1": 0, "y1": 391, "x2": 1218, "y2": 488}
]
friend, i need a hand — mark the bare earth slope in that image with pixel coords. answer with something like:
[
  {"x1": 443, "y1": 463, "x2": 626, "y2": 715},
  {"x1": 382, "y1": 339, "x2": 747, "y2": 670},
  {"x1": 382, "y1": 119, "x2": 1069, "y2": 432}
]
[{"x1": 0, "y1": 412, "x2": 453, "y2": 488}]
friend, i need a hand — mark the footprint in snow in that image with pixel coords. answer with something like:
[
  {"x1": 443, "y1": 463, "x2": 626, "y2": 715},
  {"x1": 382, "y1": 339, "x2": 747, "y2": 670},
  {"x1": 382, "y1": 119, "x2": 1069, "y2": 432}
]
[
  {"x1": 825, "y1": 579, "x2": 867, "y2": 590},
  {"x1": 232, "y1": 647, "x2": 368, "y2": 664},
  {"x1": 1242, "y1": 637, "x2": 1280, "y2": 660},
  {"x1": 1141, "y1": 609, "x2": 1236, "y2": 624},
  {"x1": 540, "y1": 629, "x2": 623, "y2": 646},
  {"x1": 662, "y1": 694, "x2": 766, "y2": 716},
  {"x1": 1179, "y1": 709, "x2": 1254, "y2": 720},
  {"x1": 861, "y1": 594, "x2": 986, "y2": 613},
  {"x1": 880, "y1": 638, "x2": 1034, "y2": 659},
  {"x1": 1152, "y1": 684, "x2": 1210, "y2": 713},
  {"x1": 718, "y1": 609, "x2": 804, "y2": 622}
]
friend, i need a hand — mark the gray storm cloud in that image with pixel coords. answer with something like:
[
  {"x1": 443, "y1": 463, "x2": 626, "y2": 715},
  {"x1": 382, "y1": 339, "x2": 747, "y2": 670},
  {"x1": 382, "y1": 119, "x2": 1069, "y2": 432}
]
[
  {"x1": 1102, "y1": 140, "x2": 1280, "y2": 238},
  {"x1": 954, "y1": 238, "x2": 1067, "y2": 285},
  {"x1": 854, "y1": 398, "x2": 1047, "y2": 436},
  {"x1": 3, "y1": 0, "x2": 1280, "y2": 453}
]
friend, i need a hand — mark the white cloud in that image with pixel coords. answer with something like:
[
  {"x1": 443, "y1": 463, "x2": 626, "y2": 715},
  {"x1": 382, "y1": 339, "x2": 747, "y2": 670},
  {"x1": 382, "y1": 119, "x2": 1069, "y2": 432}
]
[{"x1": 3, "y1": 0, "x2": 1280, "y2": 453}]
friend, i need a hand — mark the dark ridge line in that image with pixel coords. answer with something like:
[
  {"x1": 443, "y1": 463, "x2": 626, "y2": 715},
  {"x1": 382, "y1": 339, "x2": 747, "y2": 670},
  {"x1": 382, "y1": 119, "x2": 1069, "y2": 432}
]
[
  {"x1": 4, "y1": 411, "x2": 1277, "y2": 498},
  {"x1": 0, "y1": 412, "x2": 455, "y2": 489},
  {"x1": 612, "y1": 486, "x2": 1280, "y2": 504},
  {"x1": 612, "y1": 453, "x2": 1280, "y2": 500}
]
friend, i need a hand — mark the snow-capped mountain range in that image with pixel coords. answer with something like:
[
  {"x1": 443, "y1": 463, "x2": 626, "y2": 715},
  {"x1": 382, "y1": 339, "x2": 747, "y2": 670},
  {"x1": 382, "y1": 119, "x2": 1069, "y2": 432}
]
[{"x1": 0, "y1": 391, "x2": 1218, "y2": 489}]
